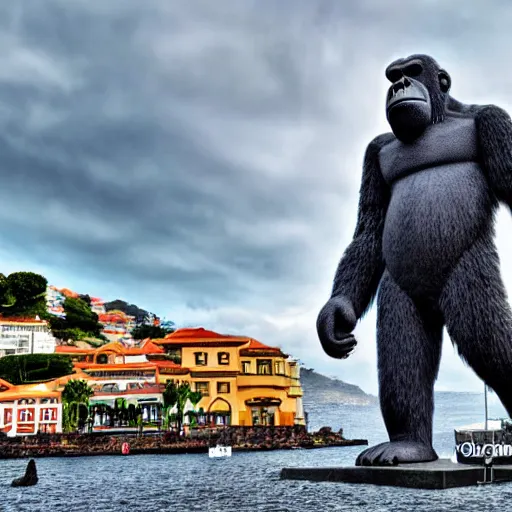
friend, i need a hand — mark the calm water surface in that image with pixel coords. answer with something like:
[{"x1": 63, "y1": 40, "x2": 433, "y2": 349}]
[{"x1": 1, "y1": 392, "x2": 511, "y2": 511}]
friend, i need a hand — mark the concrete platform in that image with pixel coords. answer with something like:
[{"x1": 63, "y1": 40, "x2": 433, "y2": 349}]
[{"x1": 280, "y1": 459, "x2": 512, "y2": 489}]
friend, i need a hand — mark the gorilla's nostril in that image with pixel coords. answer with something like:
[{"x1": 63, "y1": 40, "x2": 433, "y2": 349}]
[{"x1": 393, "y1": 82, "x2": 405, "y2": 93}]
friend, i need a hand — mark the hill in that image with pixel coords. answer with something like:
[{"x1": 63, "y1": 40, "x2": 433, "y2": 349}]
[{"x1": 300, "y1": 367, "x2": 378, "y2": 406}]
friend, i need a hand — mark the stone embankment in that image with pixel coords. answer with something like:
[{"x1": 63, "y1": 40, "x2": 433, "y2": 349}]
[{"x1": 0, "y1": 426, "x2": 367, "y2": 460}]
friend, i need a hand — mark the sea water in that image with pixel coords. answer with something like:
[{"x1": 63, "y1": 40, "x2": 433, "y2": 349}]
[{"x1": 0, "y1": 392, "x2": 510, "y2": 512}]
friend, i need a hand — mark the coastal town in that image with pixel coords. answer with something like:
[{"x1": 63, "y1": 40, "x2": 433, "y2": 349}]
[{"x1": 0, "y1": 272, "x2": 365, "y2": 459}]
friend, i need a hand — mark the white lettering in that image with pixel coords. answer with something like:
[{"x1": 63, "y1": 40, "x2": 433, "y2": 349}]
[{"x1": 456, "y1": 442, "x2": 512, "y2": 459}]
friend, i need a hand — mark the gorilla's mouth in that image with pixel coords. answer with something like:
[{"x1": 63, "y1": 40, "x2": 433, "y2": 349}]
[
  {"x1": 388, "y1": 96, "x2": 428, "y2": 109},
  {"x1": 386, "y1": 78, "x2": 428, "y2": 111}
]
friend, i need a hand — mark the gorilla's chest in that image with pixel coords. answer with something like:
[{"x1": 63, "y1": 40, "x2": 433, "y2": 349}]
[{"x1": 378, "y1": 116, "x2": 478, "y2": 184}]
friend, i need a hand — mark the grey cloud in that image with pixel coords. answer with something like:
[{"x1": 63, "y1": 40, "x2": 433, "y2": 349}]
[{"x1": 0, "y1": 0, "x2": 511, "y2": 392}]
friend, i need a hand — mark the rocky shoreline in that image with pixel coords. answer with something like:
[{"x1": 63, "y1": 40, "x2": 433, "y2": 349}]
[{"x1": 0, "y1": 426, "x2": 367, "y2": 460}]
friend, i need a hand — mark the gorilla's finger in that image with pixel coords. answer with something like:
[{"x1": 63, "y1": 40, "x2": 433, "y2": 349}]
[{"x1": 320, "y1": 334, "x2": 357, "y2": 359}]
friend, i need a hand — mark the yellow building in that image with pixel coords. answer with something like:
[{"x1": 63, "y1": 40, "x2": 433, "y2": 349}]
[{"x1": 153, "y1": 328, "x2": 304, "y2": 427}]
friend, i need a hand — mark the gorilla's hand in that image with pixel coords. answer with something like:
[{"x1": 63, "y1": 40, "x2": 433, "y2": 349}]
[{"x1": 317, "y1": 296, "x2": 358, "y2": 359}]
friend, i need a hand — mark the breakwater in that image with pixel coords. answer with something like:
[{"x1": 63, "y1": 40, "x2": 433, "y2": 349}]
[{"x1": 0, "y1": 426, "x2": 367, "y2": 459}]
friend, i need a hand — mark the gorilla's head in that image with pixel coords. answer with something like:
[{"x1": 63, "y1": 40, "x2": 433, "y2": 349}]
[{"x1": 385, "y1": 54, "x2": 451, "y2": 143}]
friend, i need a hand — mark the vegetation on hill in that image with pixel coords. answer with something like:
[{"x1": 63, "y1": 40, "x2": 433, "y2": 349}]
[
  {"x1": 103, "y1": 299, "x2": 152, "y2": 324},
  {"x1": 0, "y1": 354, "x2": 74, "y2": 385},
  {"x1": 0, "y1": 270, "x2": 177, "y2": 345},
  {"x1": 131, "y1": 324, "x2": 175, "y2": 341},
  {"x1": 47, "y1": 297, "x2": 106, "y2": 343}
]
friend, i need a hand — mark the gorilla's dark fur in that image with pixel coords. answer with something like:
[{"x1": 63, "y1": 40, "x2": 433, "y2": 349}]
[{"x1": 317, "y1": 54, "x2": 512, "y2": 467}]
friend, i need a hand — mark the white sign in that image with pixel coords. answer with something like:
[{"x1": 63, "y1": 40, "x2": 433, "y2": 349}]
[{"x1": 456, "y1": 442, "x2": 512, "y2": 458}]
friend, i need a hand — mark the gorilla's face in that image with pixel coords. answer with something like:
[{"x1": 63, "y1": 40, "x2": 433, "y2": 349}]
[{"x1": 384, "y1": 55, "x2": 450, "y2": 143}]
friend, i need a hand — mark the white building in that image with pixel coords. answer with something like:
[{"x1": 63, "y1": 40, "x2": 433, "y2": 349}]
[{"x1": 0, "y1": 317, "x2": 57, "y2": 357}]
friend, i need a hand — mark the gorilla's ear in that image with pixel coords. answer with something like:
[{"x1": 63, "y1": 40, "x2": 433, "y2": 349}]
[{"x1": 439, "y1": 69, "x2": 451, "y2": 93}]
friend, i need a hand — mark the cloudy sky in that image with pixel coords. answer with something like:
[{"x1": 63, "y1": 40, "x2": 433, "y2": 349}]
[{"x1": 1, "y1": 1, "x2": 512, "y2": 395}]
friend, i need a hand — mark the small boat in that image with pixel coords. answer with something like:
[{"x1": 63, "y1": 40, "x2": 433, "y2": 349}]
[{"x1": 208, "y1": 445, "x2": 232, "y2": 458}]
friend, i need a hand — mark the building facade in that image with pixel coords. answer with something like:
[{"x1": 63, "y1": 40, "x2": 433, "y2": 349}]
[
  {"x1": 0, "y1": 317, "x2": 57, "y2": 357},
  {"x1": 153, "y1": 328, "x2": 304, "y2": 427},
  {"x1": 0, "y1": 328, "x2": 305, "y2": 434},
  {"x1": 58, "y1": 328, "x2": 305, "y2": 427}
]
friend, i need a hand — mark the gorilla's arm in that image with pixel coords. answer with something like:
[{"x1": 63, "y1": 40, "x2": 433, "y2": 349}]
[
  {"x1": 476, "y1": 105, "x2": 512, "y2": 208},
  {"x1": 331, "y1": 133, "x2": 393, "y2": 318}
]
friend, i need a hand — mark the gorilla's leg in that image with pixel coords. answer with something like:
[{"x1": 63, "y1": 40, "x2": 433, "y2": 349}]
[
  {"x1": 439, "y1": 235, "x2": 512, "y2": 415},
  {"x1": 356, "y1": 271, "x2": 442, "y2": 466}
]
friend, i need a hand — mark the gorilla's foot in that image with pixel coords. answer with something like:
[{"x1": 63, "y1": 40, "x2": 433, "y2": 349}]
[{"x1": 355, "y1": 441, "x2": 438, "y2": 467}]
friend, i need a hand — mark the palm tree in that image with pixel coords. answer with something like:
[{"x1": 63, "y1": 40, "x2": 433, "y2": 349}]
[
  {"x1": 61, "y1": 379, "x2": 94, "y2": 433},
  {"x1": 186, "y1": 390, "x2": 203, "y2": 427},
  {"x1": 162, "y1": 380, "x2": 179, "y2": 431},
  {"x1": 176, "y1": 382, "x2": 191, "y2": 434}
]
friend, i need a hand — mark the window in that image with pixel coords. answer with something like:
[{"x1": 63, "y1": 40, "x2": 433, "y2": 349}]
[
  {"x1": 275, "y1": 361, "x2": 285, "y2": 375},
  {"x1": 97, "y1": 353, "x2": 108, "y2": 365},
  {"x1": 166, "y1": 348, "x2": 182, "y2": 364},
  {"x1": 42, "y1": 408, "x2": 55, "y2": 421},
  {"x1": 194, "y1": 352, "x2": 208, "y2": 366},
  {"x1": 257, "y1": 359, "x2": 272, "y2": 375},
  {"x1": 218, "y1": 352, "x2": 230, "y2": 365},
  {"x1": 195, "y1": 382, "x2": 209, "y2": 397},
  {"x1": 217, "y1": 382, "x2": 230, "y2": 394},
  {"x1": 241, "y1": 361, "x2": 251, "y2": 374},
  {"x1": 19, "y1": 409, "x2": 33, "y2": 422}
]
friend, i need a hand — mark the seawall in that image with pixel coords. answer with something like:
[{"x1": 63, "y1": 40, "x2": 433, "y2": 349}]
[{"x1": 0, "y1": 426, "x2": 367, "y2": 460}]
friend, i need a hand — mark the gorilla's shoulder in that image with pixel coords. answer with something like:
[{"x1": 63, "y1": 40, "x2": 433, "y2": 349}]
[{"x1": 367, "y1": 132, "x2": 395, "y2": 153}]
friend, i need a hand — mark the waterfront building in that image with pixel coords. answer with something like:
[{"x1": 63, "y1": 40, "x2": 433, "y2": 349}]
[
  {"x1": 153, "y1": 328, "x2": 305, "y2": 427},
  {"x1": 0, "y1": 317, "x2": 57, "y2": 357},
  {"x1": 0, "y1": 327, "x2": 304, "y2": 434},
  {"x1": 0, "y1": 373, "x2": 86, "y2": 435},
  {"x1": 58, "y1": 328, "x2": 305, "y2": 427}
]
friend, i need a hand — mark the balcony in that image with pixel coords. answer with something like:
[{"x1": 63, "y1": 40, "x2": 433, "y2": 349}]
[{"x1": 236, "y1": 374, "x2": 291, "y2": 389}]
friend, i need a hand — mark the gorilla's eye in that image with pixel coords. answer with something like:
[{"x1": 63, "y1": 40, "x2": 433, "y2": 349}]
[
  {"x1": 387, "y1": 69, "x2": 402, "y2": 83},
  {"x1": 404, "y1": 63, "x2": 423, "y2": 77}
]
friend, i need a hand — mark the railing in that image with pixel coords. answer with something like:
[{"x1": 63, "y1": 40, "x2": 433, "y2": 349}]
[{"x1": 236, "y1": 374, "x2": 291, "y2": 388}]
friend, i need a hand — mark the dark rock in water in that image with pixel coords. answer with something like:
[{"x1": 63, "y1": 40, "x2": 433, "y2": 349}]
[{"x1": 11, "y1": 459, "x2": 38, "y2": 487}]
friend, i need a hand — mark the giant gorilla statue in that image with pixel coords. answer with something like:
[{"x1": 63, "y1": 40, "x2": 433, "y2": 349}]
[{"x1": 317, "y1": 54, "x2": 512, "y2": 467}]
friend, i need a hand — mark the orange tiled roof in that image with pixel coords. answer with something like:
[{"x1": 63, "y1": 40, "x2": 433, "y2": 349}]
[
  {"x1": 55, "y1": 346, "x2": 95, "y2": 354},
  {"x1": 95, "y1": 341, "x2": 126, "y2": 354},
  {"x1": 99, "y1": 312, "x2": 130, "y2": 323},
  {"x1": 164, "y1": 327, "x2": 236, "y2": 339},
  {"x1": 0, "y1": 378, "x2": 13, "y2": 390},
  {"x1": 0, "y1": 316, "x2": 47, "y2": 324},
  {"x1": 75, "y1": 360, "x2": 182, "y2": 371},
  {"x1": 244, "y1": 339, "x2": 281, "y2": 352},
  {"x1": 155, "y1": 327, "x2": 248, "y2": 345},
  {"x1": 124, "y1": 340, "x2": 164, "y2": 355},
  {"x1": 0, "y1": 370, "x2": 89, "y2": 401},
  {"x1": 58, "y1": 288, "x2": 80, "y2": 298}
]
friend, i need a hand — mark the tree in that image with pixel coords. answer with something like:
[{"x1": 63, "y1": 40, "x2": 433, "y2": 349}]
[
  {"x1": 188, "y1": 391, "x2": 203, "y2": 409},
  {"x1": 176, "y1": 382, "x2": 192, "y2": 434},
  {"x1": 0, "y1": 354, "x2": 73, "y2": 385},
  {"x1": 161, "y1": 380, "x2": 197, "y2": 434},
  {"x1": 0, "y1": 272, "x2": 48, "y2": 318},
  {"x1": 162, "y1": 380, "x2": 179, "y2": 430},
  {"x1": 131, "y1": 324, "x2": 174, "y2": 341},
  {"x1": 104, "y1": 299, "x2": 151, "y2": 325},
  {"x1": 48, "y1": 297, "x2": 106, "y2": 342},
  {"x1": 61, "y1": 379, "x2": 94, "y2": 433}
]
